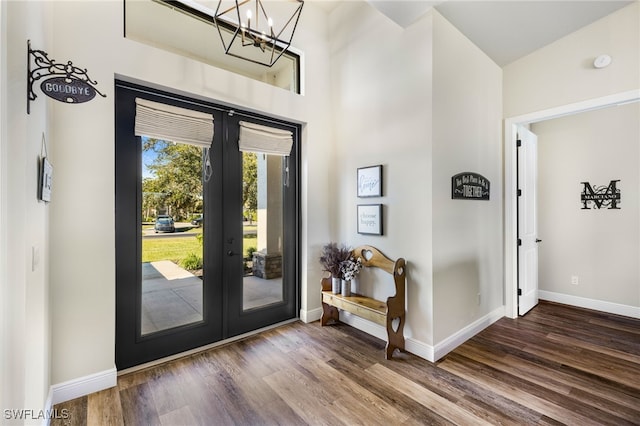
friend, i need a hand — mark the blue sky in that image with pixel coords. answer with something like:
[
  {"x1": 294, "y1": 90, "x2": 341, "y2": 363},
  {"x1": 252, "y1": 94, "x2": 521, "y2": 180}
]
[
  {"x1": 141, "y1": 136, "x2": 156, "y2": 179},
  {"x1": 142, "y1": 148, "x2": 155, "y2": 179}
]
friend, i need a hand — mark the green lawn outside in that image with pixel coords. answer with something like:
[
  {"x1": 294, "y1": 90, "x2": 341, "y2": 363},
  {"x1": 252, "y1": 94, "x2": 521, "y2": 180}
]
[
  {"x1": 142, "y1": 235, "x2": 258, "y2": 263},
  {"x1": 142, "y1": 237, "x2": 200, "y2": 263}
]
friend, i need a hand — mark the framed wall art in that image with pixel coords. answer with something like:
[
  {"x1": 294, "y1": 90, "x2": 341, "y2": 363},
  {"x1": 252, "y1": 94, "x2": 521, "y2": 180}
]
[
  {"x1": 40, "y1": 157, "x2": 53, "y2": 202},
  {"x1": 39, "y1": 133, "x2": 53, "y2": 202},
  {"x1": 357, "y1": 204, "x2": 383, "y2": 235},
  {"x1": 357, "y1": 165, "x2": 382, "y2": 197}
]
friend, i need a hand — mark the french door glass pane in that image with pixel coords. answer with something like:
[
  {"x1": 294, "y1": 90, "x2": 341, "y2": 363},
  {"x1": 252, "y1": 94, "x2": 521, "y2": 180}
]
[
  {"x1": 242, "y1": 152, "x2": 284, "y2": 311},
  {"x1": 140, "y1": 137, "x2": 204, "y2": 335}
]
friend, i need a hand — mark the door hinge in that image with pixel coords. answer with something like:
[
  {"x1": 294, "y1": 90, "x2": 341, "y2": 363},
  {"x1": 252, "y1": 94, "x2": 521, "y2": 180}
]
[
  {"x1": 517, "y1": 239, "x2": 522, "y2": 246},
  {"x1": 517, "y1": 189, "x2": 522, "y2": 196},
  {"x1": 516, "y1": 139, "x2": 522, "y2": 147},
  {"x1": 517, "y1": 288, "x2": 522, "y2": 296}
]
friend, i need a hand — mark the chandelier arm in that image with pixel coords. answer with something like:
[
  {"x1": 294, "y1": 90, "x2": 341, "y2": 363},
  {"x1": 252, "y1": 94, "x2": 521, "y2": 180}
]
[
  {"x1": 216, "y1": 5, "x2": 240, "y2": 17},
  {"x1": 255, "y1": 0, "x2": 260, "y2": 27},
  {"x1": 258, "y1": 0, "x2": 269, "y2": 23},
  {"x1": 273, "y1": 3, "x2": 303, "y2": 42},
  {"x1": 215, "y1": 0, "x2": 250, "y2": 21},
  {"x1": 270, "y1": 41, "x2": 276, "y2": 64}
]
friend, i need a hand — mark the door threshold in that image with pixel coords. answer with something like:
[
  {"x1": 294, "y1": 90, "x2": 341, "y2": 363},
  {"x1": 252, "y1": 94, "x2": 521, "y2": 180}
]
[{"x1": 117, "y1": 318, "x2": 300, "y2": 376}]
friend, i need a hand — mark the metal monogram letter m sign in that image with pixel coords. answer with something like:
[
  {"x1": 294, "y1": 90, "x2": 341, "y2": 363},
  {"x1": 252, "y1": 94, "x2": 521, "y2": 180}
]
[{"x1": 581, "y1": 180, "x2": 621, "y2": 210}]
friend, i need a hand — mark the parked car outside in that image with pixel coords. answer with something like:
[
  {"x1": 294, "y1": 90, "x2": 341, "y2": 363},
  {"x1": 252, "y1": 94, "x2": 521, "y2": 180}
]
[
  {"x1": 154, "y1": 216, "x2": 175, "y2": 233},
  {"x1": 191, "y1": 214, "x2": 203, "y2": 227}
]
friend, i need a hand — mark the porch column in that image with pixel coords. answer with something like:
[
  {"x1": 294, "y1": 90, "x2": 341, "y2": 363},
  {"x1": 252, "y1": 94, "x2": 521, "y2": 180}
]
[{"x1": 254, "y1": 154, "x2": 282, "y2": 279}]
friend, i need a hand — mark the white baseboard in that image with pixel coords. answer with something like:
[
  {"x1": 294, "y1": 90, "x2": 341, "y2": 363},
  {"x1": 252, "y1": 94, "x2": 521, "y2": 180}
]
[
  {"x1": 42, "y1": 387, "x2": 54, "y2": 426},
  {"x1": 341, "y1": 307, "x2": 505, "y2": 363},
  {"x1": 340, "y1": 311, "x2": 387, "y2": 341},
  {"x1": 341, "y1": 312, "x2": 437, "y2": 361},
  {"x1": 50, "y1": 367, "x2": 117, "y2": 405},
  {"x1": 405, "y1": 337, "x2": 435, "y2": 362},
  {"x1": 433, "y1": 305, "x2": 505, "y2": 362},
  {"x1": 539, "y1": 291, "x2": 640, "y2": 319},
  {"x1": 300, "y1": 307, "x2": 322, "y2": 323}
]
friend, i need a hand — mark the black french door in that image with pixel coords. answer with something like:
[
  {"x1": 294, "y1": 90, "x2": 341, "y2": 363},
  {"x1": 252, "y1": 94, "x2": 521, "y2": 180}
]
[{"x1": 115, "y1": 81, "x2": 299, "y2": 370}]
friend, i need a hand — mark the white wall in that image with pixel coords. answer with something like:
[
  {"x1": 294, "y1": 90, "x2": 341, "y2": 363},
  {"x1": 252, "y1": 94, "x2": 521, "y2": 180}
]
[
  {"x1": 1, "y1": 0, "x2": 53, "y2": 418},
  {"x1": 41, "y1": 0, "x2": 332, "y2": 389},
  {"x1": 0, "y1": 0, "x2": 5, "y2": 413},
  {"x1": 291, "y1": 3, "x2": 334, "y2": 320},
  {"x1": 329, "y1": 2, "x2": 434, "y2": 347},
  {"x1": 503, "y1": 1, "x2": 640, "y2": 319},
  {"x1": 0, "y1": 0, "x2": 333, "y2": 403},
  {"x1": 328, "y1": 5, "x2": 503, "y2": 356},
  {"x1": 533, "y1": 103, "x2": 640, "y2": 312},
  {"x1": 11, "y1": 0, "x2": 634, "y2": 410},
  {"x1": 504, "y1": 2, "x2": 640, "y2": 117},
  {"x1": 432, "y1": 11, "x2": 503, "y2": 343}
]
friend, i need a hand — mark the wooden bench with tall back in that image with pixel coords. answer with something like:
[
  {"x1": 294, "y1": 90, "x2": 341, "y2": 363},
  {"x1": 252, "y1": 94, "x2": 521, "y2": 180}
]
[{"x1": 320, "y1": 245, "x2": 406, "y2": 360}]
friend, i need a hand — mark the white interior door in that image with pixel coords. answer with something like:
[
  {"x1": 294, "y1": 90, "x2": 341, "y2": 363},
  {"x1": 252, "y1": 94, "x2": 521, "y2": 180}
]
[{"x1": 517, "y1": 126, "x2": 539, "y2": 315}]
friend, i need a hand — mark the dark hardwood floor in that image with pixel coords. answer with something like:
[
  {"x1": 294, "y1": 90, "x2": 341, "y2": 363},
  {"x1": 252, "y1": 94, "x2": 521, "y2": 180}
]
[{"x1": 52, "y1": 301, "x2": 640, "y2": 425}]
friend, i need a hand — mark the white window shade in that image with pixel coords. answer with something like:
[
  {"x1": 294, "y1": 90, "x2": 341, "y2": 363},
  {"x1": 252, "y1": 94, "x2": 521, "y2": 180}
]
[
  {"x1": 135, "y1": 98, "x2": 214, "y2": 148},
  {"x1": 238, "y1": 121, "x2": 293, "y2": 156}
]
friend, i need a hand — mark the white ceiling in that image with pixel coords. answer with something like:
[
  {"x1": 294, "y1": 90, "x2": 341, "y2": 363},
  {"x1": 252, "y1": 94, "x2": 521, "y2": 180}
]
[
  {"x1": 175, "y1": 0, "x2": 634, "y2": 78},
  {"x1": 317, "y1": 0, "x2": 634, "y2": 66},
  {"x1": 433, "y1": 1, "x2": 634, "y2": 66}
]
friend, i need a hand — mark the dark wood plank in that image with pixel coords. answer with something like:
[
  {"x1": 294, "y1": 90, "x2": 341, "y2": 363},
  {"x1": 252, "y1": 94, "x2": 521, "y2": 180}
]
[
  {"x1": 119, "y1": 382, "x2": 161, "y2": 426},
  {"x1": 52, "y1": 301, "x2": 640, "y2": 425},
  {"x1": 51, "y1": 395, "x2": 87, "y2": 426},
  {"x1": 87, "y1": 386, "x2": 124, "y2": 426}
]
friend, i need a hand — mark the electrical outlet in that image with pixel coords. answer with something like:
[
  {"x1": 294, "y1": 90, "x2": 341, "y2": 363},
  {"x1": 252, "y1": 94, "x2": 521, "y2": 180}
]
[{"x1": 571, "y1": 275, "x2": 579, "y2": 286}]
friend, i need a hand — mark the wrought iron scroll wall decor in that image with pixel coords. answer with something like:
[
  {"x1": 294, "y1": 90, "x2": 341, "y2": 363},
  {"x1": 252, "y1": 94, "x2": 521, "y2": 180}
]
[{"x1": 27, "y1": 40, "x2": 106, "y2": 114}]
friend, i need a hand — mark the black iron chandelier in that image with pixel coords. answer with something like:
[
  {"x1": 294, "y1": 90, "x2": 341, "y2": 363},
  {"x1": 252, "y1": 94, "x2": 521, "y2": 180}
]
[{"x1": 213, "y1": 0, "x2": 304, "y2": 67}]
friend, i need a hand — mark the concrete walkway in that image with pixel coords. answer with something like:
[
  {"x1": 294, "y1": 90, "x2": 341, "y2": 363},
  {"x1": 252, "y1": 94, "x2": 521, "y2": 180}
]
[
  {"x1": 141, "y1": 260, "x2": 283, "y2": 335},
  {"x1": 141, "y1": 261, "x2": 203, "y2": 335}
]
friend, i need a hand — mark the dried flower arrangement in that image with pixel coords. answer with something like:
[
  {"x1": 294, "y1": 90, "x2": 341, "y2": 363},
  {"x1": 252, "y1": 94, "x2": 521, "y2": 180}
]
[{"x1": 319, "y1": 242, "x2": 352, "y2": 278}]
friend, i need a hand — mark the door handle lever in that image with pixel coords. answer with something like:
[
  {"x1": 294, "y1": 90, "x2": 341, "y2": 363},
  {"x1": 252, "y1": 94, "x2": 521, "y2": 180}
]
[
  {"x1": 227, "y1": 250, "x2": 241, "y2": 257},
  {"x1": 535, "y1": 239, "x2": 542, "y2": 243}
]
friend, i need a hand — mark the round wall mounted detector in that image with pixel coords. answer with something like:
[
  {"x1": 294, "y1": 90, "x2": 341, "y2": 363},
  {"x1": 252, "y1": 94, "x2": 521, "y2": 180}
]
[{"x1": 593, "y1": 54, "x2": 612, "y2": 69}]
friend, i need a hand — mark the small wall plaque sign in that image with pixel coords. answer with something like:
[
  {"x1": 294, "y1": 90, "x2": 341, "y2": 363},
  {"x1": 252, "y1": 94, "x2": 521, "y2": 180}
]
[
  {"x1": 40, "y1": 76, "x2": 97, "y2": 104},
  {"x1": 451, "y1": 172, "x2": 490, "y2": 200},
  {"x1": 40, "y1": 157, "x2": 53, "y2": 202},
  {"x1": 39, "y1": 133, "x2": 52, "y2": 202}
]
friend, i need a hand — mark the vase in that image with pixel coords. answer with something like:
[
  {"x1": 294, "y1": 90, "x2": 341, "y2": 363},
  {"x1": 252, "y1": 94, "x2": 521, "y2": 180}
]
[
  {"x1": 341, "y1": 279, "x2": 351, "y2": 297},
  {"x1": 332, "y1": 276, "x2": 341, "y2": 294}
]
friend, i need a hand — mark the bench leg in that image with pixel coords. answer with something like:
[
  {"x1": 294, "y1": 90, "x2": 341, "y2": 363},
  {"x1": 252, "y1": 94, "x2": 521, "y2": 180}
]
[
  {"x1": 385, "y1": 315, "x2": 405, "y2": 360},
  {"x1": 321, "y1": 302, "x2": 339, "y2": 326}
]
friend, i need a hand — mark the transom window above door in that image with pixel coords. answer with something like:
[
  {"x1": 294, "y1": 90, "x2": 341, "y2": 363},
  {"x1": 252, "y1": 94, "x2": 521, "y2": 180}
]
[{"x1": 124, "y1": 0, "x2": 302, "y2": 94}]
